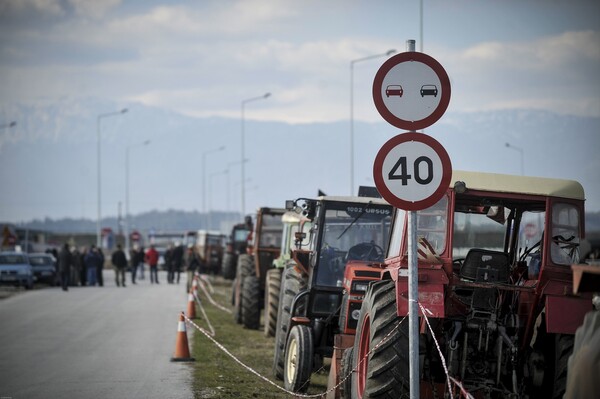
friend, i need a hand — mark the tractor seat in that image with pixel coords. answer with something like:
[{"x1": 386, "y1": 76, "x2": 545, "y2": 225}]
[{"x1": 460, "y1": 248, "x2": 509, "y2": 283}]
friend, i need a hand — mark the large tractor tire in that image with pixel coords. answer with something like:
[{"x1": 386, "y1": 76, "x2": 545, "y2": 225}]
[
  {"x1": 340, "y1": 347, "x2": 355, "y2": 399},
  {"x1": 284, "y1": 324, "x2": 314, "y2": 393},
  {"x1": 273, "y1": 262, "x2": 308, "y2": 380},
  {"x1": 550, "y1": 333, "x2": 574, "y2": 399},
  {"x1": 352, "y1": 279, "x2": 408, "y2": 399},
  {"x1": 221, "y1": 252, "x2": 236, "y2": 280},
  {"x1": 264, "y1": 268, "x2": 282, "y2": 337},
  {"x1": 241, "y1": 272, "x2": 261, "y2": 329},
  {"x1": 233, "y1": 254, "x2": 254, "y2": 324},
  {"x1": 565, "y1": 310, "x2": 600, "y2": 399}
]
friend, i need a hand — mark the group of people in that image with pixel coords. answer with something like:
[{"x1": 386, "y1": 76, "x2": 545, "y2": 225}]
[
  {"x1": 49, "y1": 241, "x2": 205, "y2": 292},
  {"x1": 110, "y1": 244, "x2": 160, "y2": 287},
  {"x1": 49, "y1": 243, "x2": 107, "y2": 291}
]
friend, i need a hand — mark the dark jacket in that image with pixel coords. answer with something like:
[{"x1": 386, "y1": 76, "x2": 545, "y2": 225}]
[
  {"x1": 84, "y1": 250, "x2": 103, "y2": 269},
  {"x1": 58, "y1": 245, "x2": 72, "y2": 273},
  {"x1": 185, "y1": 250, "x2": 201, "y2": 272},
  {"x1": 111, "y1": 249, "x2": 128, "y2": 269}
]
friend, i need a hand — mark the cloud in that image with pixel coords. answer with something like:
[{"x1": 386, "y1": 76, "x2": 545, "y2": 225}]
[{"x1": 442, "y1": 30, "x2": 600, "y2": 117}]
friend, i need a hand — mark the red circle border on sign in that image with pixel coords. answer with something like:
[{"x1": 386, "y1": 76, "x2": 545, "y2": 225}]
[
  {"x1": 373, "y1": 132, "x2": 452, "y2": 211},
  {"x1": 372, "y1": 52, "x2": 451, "y2": 131}
]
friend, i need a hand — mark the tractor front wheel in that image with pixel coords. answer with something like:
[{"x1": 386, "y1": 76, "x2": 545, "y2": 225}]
[{"x1": 284, "y1": 324, "x2": 313, "y2": 393}]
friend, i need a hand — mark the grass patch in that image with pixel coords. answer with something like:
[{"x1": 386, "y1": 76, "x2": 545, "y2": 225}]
[{"x1": 189, "y1": 277, "x2": 329, "y2": 398}]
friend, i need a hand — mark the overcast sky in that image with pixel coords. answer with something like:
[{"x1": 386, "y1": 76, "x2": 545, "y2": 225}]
[
  {"x1": 1, "y1": 0, "x2": 598, "y2": 123},
  {"x1": 0, "y1": 0, "x2": 599, "y2": 223}
]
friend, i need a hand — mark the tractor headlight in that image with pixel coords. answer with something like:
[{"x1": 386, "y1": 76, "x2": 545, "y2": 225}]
[
  {"x1": 351, "y1": 309, "x2": 361, "y2": 320},
  {"x1": 351, "y1": 281, "x2": 369, "y2": 294}
]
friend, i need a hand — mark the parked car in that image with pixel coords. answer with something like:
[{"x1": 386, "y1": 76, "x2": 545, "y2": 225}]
[
  {"x1": 28, "y1": 253, "x2": 57, "y2": 285},
  {"x1": 0, "y1": 252, "x2": 34, "y2": 289}
]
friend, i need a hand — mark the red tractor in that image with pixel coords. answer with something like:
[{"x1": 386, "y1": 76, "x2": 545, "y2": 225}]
[
  {"x1": 337, "y1": 171, "x2": 593, "y2": 398},
  {"x1": 233, "y1": 207, "x2": 285, "y2": 329}
]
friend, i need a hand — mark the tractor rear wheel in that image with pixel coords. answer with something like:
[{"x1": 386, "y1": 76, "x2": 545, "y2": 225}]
[
  {"x1": 241, "y1": 273, "x2": 261, "y2": 329},
  {"x1": 340, "y1": 347, "x2": 355, "y2": 399},
  {"x1": 264, "y1": 268, "x2": 282, "y2": 337},
  {"x1": 233, "y1": 254, "x2": 253, "y2": 324},
  {"x1": 221, "y1": 252, "x2": 236, "y2": 280},
  {"x1": 284, "y1": 324, "x2": 313, "y2": 393},
  {"x1": 273, "y1": 262, "x2": 308, "y2": 379},
  {"x1": 352, "y1": 279, "x2": 408, "y2": 398}
]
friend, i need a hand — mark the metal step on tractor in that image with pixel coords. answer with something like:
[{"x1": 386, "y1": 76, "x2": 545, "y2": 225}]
[
  {"x1": 271, "y1": 195, "x2": 393, "y2": 393},
  {"x1": 232, "y1": 207, "x2": 285, "y2": 329},
  {"x1": 334, "y1": 171, "x2": 594, "y2": 399}
]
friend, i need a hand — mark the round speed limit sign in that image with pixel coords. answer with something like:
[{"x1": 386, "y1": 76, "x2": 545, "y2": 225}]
[{"x1": 373, "y1": 132, "x2": 452, "y2": 211}]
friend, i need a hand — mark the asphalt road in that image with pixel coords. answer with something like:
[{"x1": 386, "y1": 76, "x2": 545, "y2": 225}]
[{"x1": 0, "y1": 270, "x2": 195, "y2": 399}]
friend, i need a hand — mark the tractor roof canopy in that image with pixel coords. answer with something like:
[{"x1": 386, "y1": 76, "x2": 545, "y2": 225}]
[{"x1": 451, "y1": 171, "x2": 584, "y2": 201}]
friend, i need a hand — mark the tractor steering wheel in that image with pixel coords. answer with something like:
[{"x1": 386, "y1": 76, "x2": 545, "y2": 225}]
[{"x1": 346, "y1": 242, "x2": 385, "y2": 262}]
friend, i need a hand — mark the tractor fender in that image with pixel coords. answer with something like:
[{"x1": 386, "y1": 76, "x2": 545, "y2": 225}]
[
  {"x1": 545, "y1": 294, "x2": 593, "y2": 334},
  {"x1": 394, "y1": 266, "x2": 449, "y2": 318}
]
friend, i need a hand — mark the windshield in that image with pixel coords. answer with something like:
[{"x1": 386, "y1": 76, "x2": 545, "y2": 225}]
[
  {"x1": 551, "y1": 202, "x2": 580, "y2": 265},
  {"x1": 29, "y1": 256, "x2": 54, "y2": 266},
  {"x1": 0, "y1": 254, "x2": 28, "y2": 265},
  {"x1": 258, "y1": 213, "x2": 283, "y2": 248},
  {"x1": 314, "y1": 201, "x2": 392, "y2": 287}
]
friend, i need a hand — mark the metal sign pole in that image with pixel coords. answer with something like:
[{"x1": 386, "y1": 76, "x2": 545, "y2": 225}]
[
  {"x1": 405, "y1": 38, "x2": 419, "y2": 399},
  {"x1": 408, "y1": 210, "x2": 419, "y2": 399}
]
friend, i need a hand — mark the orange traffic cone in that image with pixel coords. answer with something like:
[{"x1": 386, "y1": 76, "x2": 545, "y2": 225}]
[
  {"x1": 186, "y1": 291, "x2": 197, "y2": 319},
  {"x1": 170, "y1": 312, "x2": 195, "y2": 362},
  {"x1": 192, "y1": 275, "x2": 199, "y2": 296}
]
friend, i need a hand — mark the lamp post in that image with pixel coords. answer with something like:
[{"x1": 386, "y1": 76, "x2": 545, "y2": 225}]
[
  {"x1": 202, "y1": 145, "x2": 225, "y2": 215},
  {"x1": 228, "y1": 159, "x2": 248, "y2": 212},
  {"x1": 97, "y1": 108, "x2": 128, "y2": 248},
  {"x1": 241, "y1": 93, "x2": 270, "y2": 216},
  {"x1": 125, "y1": 139, "x2": 150, "y2": 254},
  {"x1": 0, "y1": 121, "x2": 16, "y2": 129},
  {"x1": 350, "y1": 49, "x2": 396, "y2": 194},
  {"x1": 505, "y1": 142, "x2": 524, "y2": 175},
  {"x1": 208, "y1": 169, "x2": 229, "y2": 229}
]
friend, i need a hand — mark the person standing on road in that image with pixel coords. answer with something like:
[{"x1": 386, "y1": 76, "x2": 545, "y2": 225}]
[
  {"x1": 137, "y1": 246, "x2": 146, "y2": 280},
  {"x1": 130, "y1": 245, "x2": 142, "y2": 284},
  {"x1": 111, "y1": 244, "x2": 128, "y2": 287},
  {"x1": 165, "y1": 243, "x2": 174, "y2": 284},
  {"x1": 184, "y1": 245, "x2": 202, "y2": 292},
  {"x1": 58, "y1": 243, "x2": 73, "y2": 291},
  {"x1": 85, "y1": 245, "x2": 102, "y2": 286},
  {"x1": 70, "y1": 246, "x2": 81, "y2": 286},
  {"x1": 145, "y1": 245, "x2": 160, "y2": 284},
  {"x1": 171, "y1": 242, "x2": 184, "y2": 284},
  {"x1": 79, "y1": 246, "x2": 88, "y2": 286},
  {"x1": 97, "y1": 247, "x2": 105, "y2": 287}
]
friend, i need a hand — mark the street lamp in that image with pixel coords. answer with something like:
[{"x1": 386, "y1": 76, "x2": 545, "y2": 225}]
[
  {"x1": 208, "y1": 169, "x2": 229, "y2": 229},
  {"x1": 97, "y1": 108, "x2": 128, "y2": 248},
  {"x1": 350, "y1": 49, "x2": 396, "y2": 194},
  {"x1": 227, "y1": 159, "x2": 248, "y2": 212},
  {"x1": 241, "y1": 93, "x2": 271, "y2": 216},
  {"x1": 202, "y1": 145, "x2": 225, "y2": 215},
  {"x1": 505, "y1": 142, "x2": 524, "y2": 175},
  {"x1": 125, "y1": 139, "x2": 150, "y2": 254},
  {"x1": 0, "y1": 121, "x2": 16, "y2": 129}
]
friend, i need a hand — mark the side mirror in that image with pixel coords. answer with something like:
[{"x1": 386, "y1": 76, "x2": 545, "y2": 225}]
[{"x1": 285, "y1": 200, "x2": 295, "y2": 211}]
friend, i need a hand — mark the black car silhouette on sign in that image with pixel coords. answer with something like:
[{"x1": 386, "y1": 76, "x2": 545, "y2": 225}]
[{"x1": 420, "y1": 84, "x2": 438, "y2": 97}]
